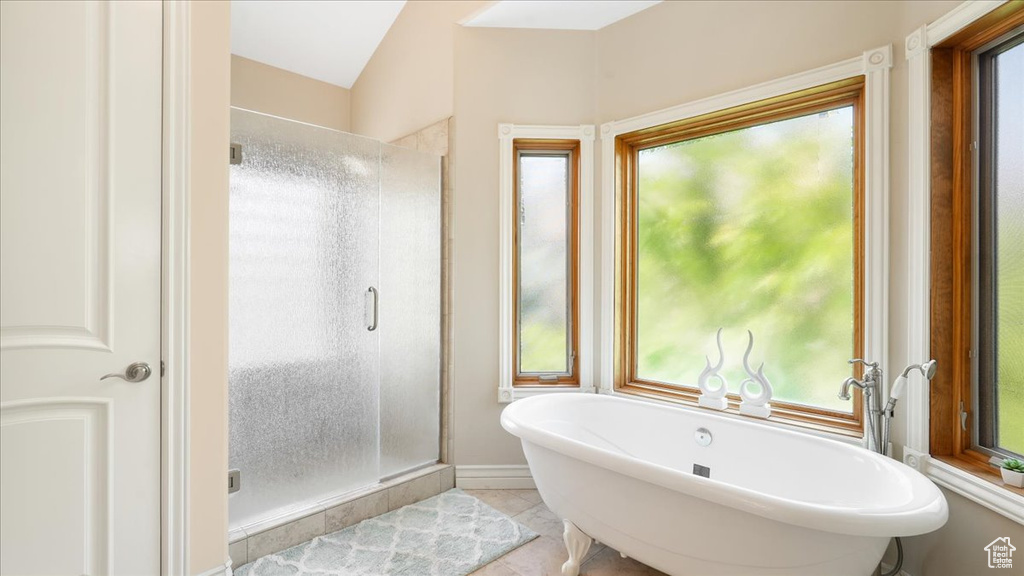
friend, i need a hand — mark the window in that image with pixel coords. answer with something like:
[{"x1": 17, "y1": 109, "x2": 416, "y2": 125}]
[
  {"x1": 976, "y1": 30, "x2": 1023, "y2": 459},
  {"x1": 514, "y1": 140, "x2": 580, "y2": 385},
  {"x1": 498, "y1": 124, "x2": 594, "y2": 402},
  {"x1": 615, "y1": 77, "x2": 867, "y2": 435},
  {"x1": 929, "y1": 6, "x2": 1024, "y2": 479}
]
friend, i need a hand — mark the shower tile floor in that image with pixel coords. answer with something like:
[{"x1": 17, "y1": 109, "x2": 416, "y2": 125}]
[{"x1": 466, "y1": 489, "x2": 667, "y2": 576}]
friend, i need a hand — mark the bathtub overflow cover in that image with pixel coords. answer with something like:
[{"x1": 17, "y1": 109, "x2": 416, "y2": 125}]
[{"x1": 695, "y1": 427, "x2": 712, "y2": 447}]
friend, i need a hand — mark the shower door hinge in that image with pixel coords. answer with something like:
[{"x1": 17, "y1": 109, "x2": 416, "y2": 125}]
[
  {"x1": 230, "y1": 143, "x2": 243, "y2": 165},
  {"x1": 228, "y1": 469, "x2": 241, "y2": 494}
]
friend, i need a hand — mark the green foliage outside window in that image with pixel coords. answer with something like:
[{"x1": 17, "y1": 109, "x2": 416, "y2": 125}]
[{"x1": 635, "y1": 107, "x2": 856, "y2": 412}]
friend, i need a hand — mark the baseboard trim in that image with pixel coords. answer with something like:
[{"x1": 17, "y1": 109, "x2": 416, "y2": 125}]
[
  {"x1": 196, "y1": 559, "x2": 232, "y2": 576},
  {"x1": 455, "y1": 465, "x2": 536, "y2": 489}
]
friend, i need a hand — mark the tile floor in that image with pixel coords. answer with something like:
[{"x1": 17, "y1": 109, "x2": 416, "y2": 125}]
[{"x1": 464, "y1": 489, "x2": 667, "y2": 576}]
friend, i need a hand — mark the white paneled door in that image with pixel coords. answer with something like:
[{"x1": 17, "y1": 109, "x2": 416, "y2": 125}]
[{"x1": 0, "y1": 1, "x2": 162, "y2": 575}]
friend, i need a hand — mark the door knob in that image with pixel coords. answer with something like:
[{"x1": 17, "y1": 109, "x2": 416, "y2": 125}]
[{"x1": 101, "y1": 362, "x2": 152, "y2": 383}]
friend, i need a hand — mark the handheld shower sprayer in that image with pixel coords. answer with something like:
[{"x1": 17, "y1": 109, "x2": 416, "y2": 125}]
[
  {"x1": 886, "y1": 360, "x2": 938, "y2": 411},
  {"x1": 879, "y1": 359, "x2": 937, "y2": 465}
]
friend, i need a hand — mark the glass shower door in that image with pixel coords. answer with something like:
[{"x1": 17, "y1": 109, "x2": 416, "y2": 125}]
[
  {"x1": 228, "y1": 109, "x2": 381, "y2": 528},
  {"x1": 379, "y1": 144, "x2": 442, "y2": 478}
]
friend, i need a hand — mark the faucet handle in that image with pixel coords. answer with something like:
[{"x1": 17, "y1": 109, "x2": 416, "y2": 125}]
[{"x1": 848, "y1": 358, "x2": 879, "y2": 369}]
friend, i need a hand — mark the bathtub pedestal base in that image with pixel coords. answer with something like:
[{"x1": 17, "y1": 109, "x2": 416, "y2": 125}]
[{"x1": 561, "y1": 519, "x2": 592, "y2": 576}]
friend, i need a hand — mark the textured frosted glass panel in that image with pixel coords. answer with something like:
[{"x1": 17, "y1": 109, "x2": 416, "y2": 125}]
[
  {"x1": 518, "y1": 154, "x2": 570, "y2": 374},
  {"x1": 994, "y1": 43, "x2": 1024, "y2": 455},
  {"x1": 379, "y1": 144, "x2": 441, "y2": 478},
  {"x1": 636, "y1": 107, "x2": 855, "y2": 412},
  {"x1": 229, "y1": 108, "x2": 380, "y2": 529}
]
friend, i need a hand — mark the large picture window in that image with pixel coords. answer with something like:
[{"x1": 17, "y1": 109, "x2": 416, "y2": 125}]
[{"x1": 616, "y1": 78, "x2": 866, "y2": 434}]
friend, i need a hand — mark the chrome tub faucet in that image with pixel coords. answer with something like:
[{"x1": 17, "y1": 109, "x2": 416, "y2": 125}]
[
  {"x1": 839, "y1": 359, "x2": 885, "y2": 454},
  {"x1": 838, "y1": 358, "x2": 938, "y2": 456}
]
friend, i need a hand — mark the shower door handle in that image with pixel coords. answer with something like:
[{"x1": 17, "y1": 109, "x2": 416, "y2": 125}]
[{"x1": 366, "y1": 286, "x2": 378, "y2": 331}]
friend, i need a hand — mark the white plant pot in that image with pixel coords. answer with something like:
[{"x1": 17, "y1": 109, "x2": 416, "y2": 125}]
[{"x1": 1000, "y1": 468, "x2": 1024, "y2": 488}]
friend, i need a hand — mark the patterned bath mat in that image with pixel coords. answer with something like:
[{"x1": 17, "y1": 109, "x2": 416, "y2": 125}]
[{"x1": 234, "y1": 488, "x2": 538, "y2": 576}]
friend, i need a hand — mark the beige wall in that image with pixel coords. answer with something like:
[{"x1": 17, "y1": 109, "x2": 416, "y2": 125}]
[
  {"x1": 902, "y1": 487, "x2": 1024, "y2": 575},
  {"x1": 441, "y1": 3, "x2": 1017, "y2": 576},
  {"x1": 189, "y1": 1, "x2": 231, "y2": 573},
  {"x1": 592, "y1": 0, "x2": 955, "y2": 416},
  {"x1": 447, "y1": 0, "x2": 965, "y2": 468},
  {"x1": 890, "y1": 6, "x2": 1017, "y2": 575},
  {"x1": 231, "y1": 55, "x2": 351, "y2": 132},
  {"x1": 195, "y1": 2, "x2": 1017, "y2": 574},
  {"x1": 597, "y1": 1, "x2": 949, "y2": 122},
  {"x1": 350, "y1": 0, "x2": 486, "y2": 142},
  {"x1": 452, "y1": 27, "x2": 597, "y2": 465}
]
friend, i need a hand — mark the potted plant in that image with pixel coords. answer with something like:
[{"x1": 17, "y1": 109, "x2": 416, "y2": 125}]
[{"x1": 1000, "y1": 458, "x2": 1024, "y2": 488}]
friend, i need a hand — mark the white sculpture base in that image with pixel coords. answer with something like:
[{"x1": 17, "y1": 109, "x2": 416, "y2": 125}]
[
  {"x1": 740, "y1": 402, "x2": 771, "y2": 418},
  {"x1": 698, "y1": 395, "x2": 729, "y2": 410},
  {"x1": 561, "y1": 520, "x2": 592, "y2": 576}
]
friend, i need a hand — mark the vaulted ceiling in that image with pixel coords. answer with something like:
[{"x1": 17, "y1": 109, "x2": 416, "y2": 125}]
[
  {"x1": 230, "y1": 1, "x2": 662, "y2": 89},
  {"x1": 231, "y1": 1, "x2": 405, "y2": 89}
]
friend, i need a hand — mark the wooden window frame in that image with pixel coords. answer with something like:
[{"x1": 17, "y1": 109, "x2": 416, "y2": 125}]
[
  {"x1": 928, "y1": 3, "x2": 1024, "y2": 492},
  {"x1": 613, "y1": 77, "x2": 868, "y2": 438},
  {"x1": 512, "y1": 139, "x2": 581, "y2": 387},
  {"x1": 498, "y1": 123, "x2": 594, "y2": 404}
]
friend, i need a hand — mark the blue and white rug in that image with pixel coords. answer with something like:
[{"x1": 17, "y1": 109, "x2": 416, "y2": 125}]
[{"x1": 235, "y1": 489, "x2": 539, "y2": 576}]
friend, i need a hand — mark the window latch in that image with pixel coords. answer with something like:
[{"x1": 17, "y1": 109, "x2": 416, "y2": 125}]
[{"x1": 959, "y1": 400, "x2": 968, "y2": 431}]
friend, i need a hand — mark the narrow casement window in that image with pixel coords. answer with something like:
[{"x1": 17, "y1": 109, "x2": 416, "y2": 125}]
[
  {"x1": 975, "y1": 30, "x2": 1024, "y2": 460},
  {"x1": 617, "y1": 78, "x2": 865, "y2": 435},
  {"x1": 929, "y1": 4, "x2": 1024, "y2": 484},
  {"x1": 513, "y1": 140, "x2": 580, "y2": 385}
]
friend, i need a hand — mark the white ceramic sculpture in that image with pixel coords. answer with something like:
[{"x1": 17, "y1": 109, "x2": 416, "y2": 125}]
[
  {"x1": 697, "y1": 328, "x2": 729, "y2": 410},
  {"x1": 739, "y1": 330, "x2": 773, "y2": 418}
]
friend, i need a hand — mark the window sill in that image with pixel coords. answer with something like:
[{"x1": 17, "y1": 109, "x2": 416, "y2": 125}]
[
  {"x1": 500, "y1": 384, "x2": 595, "y2": 403},
  {"x1": 912, "y1": 451, "x2": 1024, "y2": 524},
  {"x1": 607, "y1": 388, "x2": 865, "y2": 448},
  {"x1": 615, "y1": 383, "x2": 864, "y2": 441}
]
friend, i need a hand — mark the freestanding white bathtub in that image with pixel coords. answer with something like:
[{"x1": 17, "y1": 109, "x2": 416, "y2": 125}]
[{"x1": 501, "y1": 393, "x2": 947, "y2": 576}]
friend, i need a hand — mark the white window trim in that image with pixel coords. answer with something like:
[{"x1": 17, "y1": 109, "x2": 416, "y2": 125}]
[
  {"x1": 498, "y1": 124, "x2": 596, "y2": 403},
  {"x1": 598, "y1": 46, "x2": 894, "y2": 444},
  {"x1": 162, "y1": 1, "x2": 191, "y2": 573},
  {"x1": 904, "y1": 0, "x2": 1024, "y2": 523}
]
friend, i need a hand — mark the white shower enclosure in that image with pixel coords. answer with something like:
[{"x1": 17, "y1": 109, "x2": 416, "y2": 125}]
[{"x1": 228, "y1": 108, "x2": 441, "y2": 530}]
